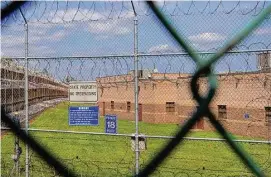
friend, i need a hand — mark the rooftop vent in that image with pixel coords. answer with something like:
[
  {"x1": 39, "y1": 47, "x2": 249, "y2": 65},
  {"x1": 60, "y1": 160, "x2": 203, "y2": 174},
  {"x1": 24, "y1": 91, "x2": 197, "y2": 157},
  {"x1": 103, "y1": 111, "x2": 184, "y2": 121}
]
[{"x1": 257, "y1": 52, "x2": 271, "y2": 72}]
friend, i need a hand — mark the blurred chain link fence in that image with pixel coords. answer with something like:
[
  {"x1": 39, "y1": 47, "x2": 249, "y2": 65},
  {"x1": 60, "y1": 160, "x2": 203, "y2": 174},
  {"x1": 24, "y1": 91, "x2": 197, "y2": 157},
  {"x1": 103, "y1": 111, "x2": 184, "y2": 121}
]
[{"x1": 1, "y1": 1, "x2": 271, "y2": 177}]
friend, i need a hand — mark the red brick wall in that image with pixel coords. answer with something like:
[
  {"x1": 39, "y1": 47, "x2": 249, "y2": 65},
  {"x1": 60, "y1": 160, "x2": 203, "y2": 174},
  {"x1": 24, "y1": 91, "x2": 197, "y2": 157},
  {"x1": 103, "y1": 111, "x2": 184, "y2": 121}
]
[{"x1": 97, "y1": 72, "x2": 271, "y2": 138}]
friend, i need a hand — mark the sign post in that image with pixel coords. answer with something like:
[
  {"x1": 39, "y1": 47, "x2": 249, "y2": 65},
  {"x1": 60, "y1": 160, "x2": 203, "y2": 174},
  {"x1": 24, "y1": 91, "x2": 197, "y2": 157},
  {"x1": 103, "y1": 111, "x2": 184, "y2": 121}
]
[{"x1": 105, "y1": 115, "x2": 117, "y2": 134}]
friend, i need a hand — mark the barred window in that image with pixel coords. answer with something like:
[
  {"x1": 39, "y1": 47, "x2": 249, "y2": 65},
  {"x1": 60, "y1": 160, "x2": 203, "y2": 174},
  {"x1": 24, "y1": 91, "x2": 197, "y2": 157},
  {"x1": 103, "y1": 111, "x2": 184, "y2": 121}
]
[
  {"x1": 127, "y1": 101, "x2": 131, "y2": 112},
  {"x1": 265, "y1": 107, "x2": 271, "y2": 122},
  {"x1": 166, "y1": 102, "x2": 175, "y2": 112},
  {"x1": 111, "y1": 101, "x2": 114, "y2": 110},
  {"x1": 218, "y1": 105, "x2": 227, "y2": 119}
]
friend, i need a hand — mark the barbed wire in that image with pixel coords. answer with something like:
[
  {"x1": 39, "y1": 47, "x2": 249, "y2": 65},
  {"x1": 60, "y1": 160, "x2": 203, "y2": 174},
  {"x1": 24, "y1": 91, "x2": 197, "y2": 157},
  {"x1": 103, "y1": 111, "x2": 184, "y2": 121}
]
[
  {"x1": 1, "y1": 1, "x2": 271, "y2": 176},
  {"x1": 1, "y1": 136, "x2": 270, "y2": 176},
  {"x1": 1, "y1": 1, "x2": 271, "y2": 26},
  {"x1": 139, "y1": 139, "x2": 271, "y2": 171},
  {"x1": 2, "y1": 52, "x2": 271, "y2": 125},
  {"x1": 2, "y1": 49, "x2": 271, "y2": 81},
  {"x1": 1, "y1": 134, "x2": 134, "y2": 176}
]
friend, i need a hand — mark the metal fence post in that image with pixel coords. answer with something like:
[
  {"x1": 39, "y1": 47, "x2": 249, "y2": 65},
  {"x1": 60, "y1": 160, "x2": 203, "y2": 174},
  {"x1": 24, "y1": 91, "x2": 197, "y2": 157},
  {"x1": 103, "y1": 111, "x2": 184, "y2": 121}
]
[
  {"x1": 24, "y1": 22, "x2": 29, "y2": 177},
  {"x1": 133, "y1": 15, "x2": 139, "y2": 176},
  {"x1": 14, "y1": 117, "x2": 21, "y2": 177},
  {"x1": 19, "y1": 7, "x2": 29, "y2": 177},
  {"x1": 12, "y1": 69, "x2": 14, "y2": 113}
]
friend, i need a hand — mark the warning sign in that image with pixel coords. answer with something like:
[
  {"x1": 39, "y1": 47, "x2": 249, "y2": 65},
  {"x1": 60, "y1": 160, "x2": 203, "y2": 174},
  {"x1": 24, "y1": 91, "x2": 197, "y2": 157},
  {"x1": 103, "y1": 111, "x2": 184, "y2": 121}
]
[{"x1": 69, "y1": 81, "x2": 97, "y2": 102}]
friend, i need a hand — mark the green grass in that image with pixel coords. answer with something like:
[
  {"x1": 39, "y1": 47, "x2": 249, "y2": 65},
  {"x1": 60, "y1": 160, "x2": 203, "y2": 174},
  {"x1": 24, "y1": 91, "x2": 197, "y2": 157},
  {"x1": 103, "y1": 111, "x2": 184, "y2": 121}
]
[{"x1": 1, "y1": 102, "x2": 271, "y2": 176}]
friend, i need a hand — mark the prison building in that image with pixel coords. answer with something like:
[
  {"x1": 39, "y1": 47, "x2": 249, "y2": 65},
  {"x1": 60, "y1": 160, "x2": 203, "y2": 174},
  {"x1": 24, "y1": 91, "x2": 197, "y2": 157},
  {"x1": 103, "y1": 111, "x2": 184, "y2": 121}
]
[
  {"x1": 97, "y1": 69, "x2": 271, "y2": 138},
  {"x1": 0, "y1": 59, "x2": 68, "y2": 113}
]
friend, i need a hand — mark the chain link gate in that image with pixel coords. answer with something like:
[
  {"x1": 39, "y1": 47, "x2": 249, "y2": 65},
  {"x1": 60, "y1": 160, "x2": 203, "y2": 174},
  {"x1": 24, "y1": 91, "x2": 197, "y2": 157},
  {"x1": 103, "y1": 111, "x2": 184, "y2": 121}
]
[{"x1": 1, "y1": 1, "x2": 271, "y2": 177}]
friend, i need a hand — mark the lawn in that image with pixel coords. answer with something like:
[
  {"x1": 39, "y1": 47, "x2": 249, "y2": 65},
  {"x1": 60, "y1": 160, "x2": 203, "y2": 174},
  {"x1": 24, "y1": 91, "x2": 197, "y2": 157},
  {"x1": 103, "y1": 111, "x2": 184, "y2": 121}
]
[{"x1": 1, "y1": 102, "x2": 270, "y2": 176}]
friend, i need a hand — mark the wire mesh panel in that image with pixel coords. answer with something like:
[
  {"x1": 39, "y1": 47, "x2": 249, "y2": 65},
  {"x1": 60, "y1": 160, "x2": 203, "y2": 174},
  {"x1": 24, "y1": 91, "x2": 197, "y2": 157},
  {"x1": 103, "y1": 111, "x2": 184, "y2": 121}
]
[
  {"x1": 139, "y1": 138, "x2": 271, "y2": 177},
  {"x1": 27, "y1": 132, "x2": 134, "y2": 177},
  {"x1": 1, "y1": 58, "x2": 26, "y2": 177},
  {"x1": 27, "y1": 21, "x2": 134, "y2": 57},
  {"x1": 135, "y1": 52, "x2": 271, "y2": 175},
  {"x1": 1, "y1": 1, "x2": 271, "y2": 177},
  {"x1": 1, "y1": 132, "x2": 135, "y2": 177},
  {"x1": 25, "y1": 57, "x2": 136, "y2": 133}
]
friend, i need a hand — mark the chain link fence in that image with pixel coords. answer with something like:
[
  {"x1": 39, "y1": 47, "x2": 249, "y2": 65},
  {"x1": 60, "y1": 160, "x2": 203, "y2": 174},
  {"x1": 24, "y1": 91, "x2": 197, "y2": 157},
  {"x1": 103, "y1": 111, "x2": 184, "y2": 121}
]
[{"x1": 1, "y1": 1, "x2": 271, "y2": 177}]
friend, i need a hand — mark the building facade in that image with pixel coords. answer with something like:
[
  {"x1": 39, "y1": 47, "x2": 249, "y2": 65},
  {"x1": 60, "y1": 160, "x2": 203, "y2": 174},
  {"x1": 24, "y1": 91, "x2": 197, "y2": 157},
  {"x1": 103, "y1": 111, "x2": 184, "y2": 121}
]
[{"x1": 97, "y1": 71, "x2": 271, "y2": 139}]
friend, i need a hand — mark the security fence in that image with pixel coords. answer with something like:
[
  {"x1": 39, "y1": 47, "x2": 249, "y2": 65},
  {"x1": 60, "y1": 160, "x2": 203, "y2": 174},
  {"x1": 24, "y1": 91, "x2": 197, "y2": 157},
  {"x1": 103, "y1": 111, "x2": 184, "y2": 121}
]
[{"x1": 1, "y1": 1, "x2": 271, "y2": 177}]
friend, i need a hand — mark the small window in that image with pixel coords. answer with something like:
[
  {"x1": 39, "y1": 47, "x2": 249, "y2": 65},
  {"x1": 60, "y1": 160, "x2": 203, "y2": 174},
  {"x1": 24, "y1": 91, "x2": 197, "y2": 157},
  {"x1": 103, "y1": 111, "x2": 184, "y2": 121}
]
[
  {"x1": 265, "y1": 107, "x2": 271, "y2": 122},
  {"x1": 138, "y1": 70, "x2": 143, "y2": 78},
  {"x1": 127, "y1": 101, "x2": 131, "y2": 112},
  {"x1": 111, "y1": 101, "x2": 114, "y2": 110},
  {"x1": 218, "y1": 105, "x2": 227, "y2": 119},
  {"x1": 166, "y1": 102, "x2": 175, "y2": 112}
]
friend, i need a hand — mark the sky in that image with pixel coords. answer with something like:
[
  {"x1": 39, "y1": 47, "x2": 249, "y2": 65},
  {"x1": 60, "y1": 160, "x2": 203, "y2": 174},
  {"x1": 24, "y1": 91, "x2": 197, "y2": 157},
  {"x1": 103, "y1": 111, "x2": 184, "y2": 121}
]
[{"x1": 1, "y1": 1, "x2": 271, "y2": 81}]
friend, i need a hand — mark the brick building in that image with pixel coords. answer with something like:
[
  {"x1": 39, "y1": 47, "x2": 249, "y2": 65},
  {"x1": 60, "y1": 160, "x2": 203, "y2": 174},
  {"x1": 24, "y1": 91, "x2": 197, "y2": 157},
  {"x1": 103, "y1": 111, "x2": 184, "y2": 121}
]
[{"x1": 97, "y1": 54, "x2": 271, "y2": 139}]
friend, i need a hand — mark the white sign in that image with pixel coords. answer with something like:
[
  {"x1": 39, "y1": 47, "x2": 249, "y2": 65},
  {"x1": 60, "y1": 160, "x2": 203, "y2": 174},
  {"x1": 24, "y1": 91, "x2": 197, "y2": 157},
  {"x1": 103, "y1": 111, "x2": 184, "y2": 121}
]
[{"x1": 69, "y1": 81, "x2": 98, "y2": 102}]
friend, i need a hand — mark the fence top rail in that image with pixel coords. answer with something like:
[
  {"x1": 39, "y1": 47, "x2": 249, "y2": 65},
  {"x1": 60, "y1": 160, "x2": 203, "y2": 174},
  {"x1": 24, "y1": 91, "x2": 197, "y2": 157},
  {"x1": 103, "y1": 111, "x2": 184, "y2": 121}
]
[
  {"x1": 1, "y1": 127, "x2": 270, "y2": 144},
  {"x1": 143, "y1": 134, "x2": 271, "y2": 144},
  {"x1": 2, "y1": 49, "x2": 270, "y2": 60}
]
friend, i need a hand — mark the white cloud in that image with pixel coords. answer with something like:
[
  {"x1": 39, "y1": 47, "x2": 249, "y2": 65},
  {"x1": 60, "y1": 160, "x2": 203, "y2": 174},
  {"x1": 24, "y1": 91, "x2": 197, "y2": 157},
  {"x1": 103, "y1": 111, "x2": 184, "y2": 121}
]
[
  {"x1": 0, "y1": 47, "x2": 24, "y2": 57},
  {"x1": 2, "y1": 27, "x2": 67, "y2": 57},
  {"x1": 148, "y1": 44, "x2": 178, "y2": 53},
  {"x1": 1, "y1": 35, "x2": 25, "y2": 48},
  {"x1": 1, "y1": 44, "x2": 55, "y2": 57},
  {"x1": 88, "y1": 19, "x2": 132, "y2": 36},
  {"x1": 1, "y1": 31, "x2": 61, "y2": 57},
  {"x1": 30, "y1": 45, "x2": 56, "y2": 56},
  {"x1": 48, "y1": 9, "x2": 106, "y2": 23},
  {"x1": 189, "y1": 32, "x2": 226, "y2": 43},
  {"x1": 48, "y1": 8, "x2": 134, "y2": 37},
  {"x1": 50, "y1": 8, "x2": 135, "y2": 22},
  {"x1": 51, "y1": 30, "x2": 67, "y2": 40},
  {"x1": 29, "y1": 25, "x2": 68, "y2": 42}
]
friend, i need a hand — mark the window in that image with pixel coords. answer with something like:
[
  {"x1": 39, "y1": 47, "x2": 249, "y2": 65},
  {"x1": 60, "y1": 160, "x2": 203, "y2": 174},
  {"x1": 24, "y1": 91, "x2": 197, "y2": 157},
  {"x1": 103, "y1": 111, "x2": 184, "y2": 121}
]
[
  {"x1": 166, "y1": 102, "x2": 175, "y2": 112},
  {"x1": 127, "y1": 101, "x2": 131, "y2": 112},
  {"x1": 138, "y1": 70, "x2": 143, "y2": 78},
  {"x1": 111, "y1": 101, "x2": 114, "y2": 110},
  {"x1": 265, "y1": 107, "x2": 271, "y2": 122},
  {"x1": 218, "y1": 105, "x2": 227, "y2": 119}
]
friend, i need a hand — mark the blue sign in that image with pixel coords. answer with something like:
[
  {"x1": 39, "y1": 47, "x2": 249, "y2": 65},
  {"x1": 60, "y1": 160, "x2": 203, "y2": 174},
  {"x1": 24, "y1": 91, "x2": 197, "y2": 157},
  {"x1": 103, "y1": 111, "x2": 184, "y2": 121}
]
[
  {"x1": 105, "y1": 115, "x2": 117, "y2": 134},
  {"x1": 69, "y1": 106, "x2": 99, "y2": 125},
  {"x1": 244, "y1": 113, "x2": 249, "y2": 119}
]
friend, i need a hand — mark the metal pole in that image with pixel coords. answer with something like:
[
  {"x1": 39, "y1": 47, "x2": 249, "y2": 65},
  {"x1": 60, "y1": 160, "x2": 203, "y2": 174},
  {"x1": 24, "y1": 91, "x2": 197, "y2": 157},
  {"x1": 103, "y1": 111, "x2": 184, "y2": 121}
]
[
  {"x1": 24, "y1": 22, "x2": 29, "y2": 177},
  {"x1": 12, "y1": 69, "x2": 18, "y2": 177},
  {"x1": 5, "y1": 67, "x2": 7, "y2": 113},
  {"x1": 14, "y1": 124, "x2": 18, "y2": 176},
  {"x1": 14, "y1": 117, "x2": 20, "y2": 177},
  {"x1": 12, "y1": 68, "x2": 14, "y2": 113},
  {"x1": 133, "y1": 15, "x2": 139, "y2": 176}
]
